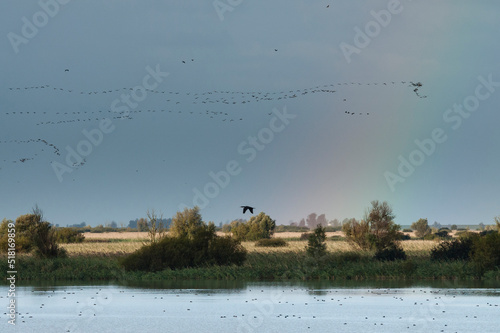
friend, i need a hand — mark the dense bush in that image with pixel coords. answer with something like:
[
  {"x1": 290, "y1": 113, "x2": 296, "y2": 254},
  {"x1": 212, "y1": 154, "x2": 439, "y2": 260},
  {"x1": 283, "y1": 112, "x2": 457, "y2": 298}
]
[
  {"x1": 398, "y1": 233, "x2": 411, "y2": 240},
  {"x1": 121, "y1": 233, "x2": 246, "y2": 271},
  {"x1": 300, "y1": 232, "x2": 311, "y2": 240},
  {"x1": 429, "y1": 231, "x2": 500, "y2": 275},
  {"x1": 169, "y1": 206, "x2": 204, "y2": 239},
  {"x1": 229, "y1": 212, "x2": 276, "y2": 241},
  {"x1": 479, "y1": 229, "x2": 497, "y2": 237},
  {"x1": 53, "y1": 228, "x2": 85, "y2": 243},
  {"x1": 411, "y1": 218, "x2": 431, "y2": 238},
  {"x1": 0, "y1": 213, "x2": 66, "y2": 258},
  {"x1": 471, "y1": 232, "x2": 500, "y2": 274},
  {"x1": 430, "y1": 236, "x2": 476, "y2": 261},
  {"x1": 255, "y1": 238, "x2": 288, "y2": 247},
  {"x1": 435, "y1": 229, "x2": 452, "y2": 240},
  {"x1": 121, "y1": 210, "x2": 247, "y2": 272},
  {"x1": 374, "y1": 244, "x2": 407, "y2": 261}
]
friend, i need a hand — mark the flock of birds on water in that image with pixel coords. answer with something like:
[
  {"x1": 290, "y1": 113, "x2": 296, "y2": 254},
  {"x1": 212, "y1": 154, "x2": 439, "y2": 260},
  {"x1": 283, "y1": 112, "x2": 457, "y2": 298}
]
[
  {"x1": 0, "y1": 287, "x2": 496, "y2": 332},
  {"x1": 2, "y1": 79, "x2": 426, "y2": 169}
]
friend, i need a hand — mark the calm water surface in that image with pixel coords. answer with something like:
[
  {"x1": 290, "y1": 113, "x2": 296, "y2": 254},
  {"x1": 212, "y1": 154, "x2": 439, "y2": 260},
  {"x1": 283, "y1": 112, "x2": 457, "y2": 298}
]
[{"x1": 1, "y1": 280, "x2": 499, "y2": 332}]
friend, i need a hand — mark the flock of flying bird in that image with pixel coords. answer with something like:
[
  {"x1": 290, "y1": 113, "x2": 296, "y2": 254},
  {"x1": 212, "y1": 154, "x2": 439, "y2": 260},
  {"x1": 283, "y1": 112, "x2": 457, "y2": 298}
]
[
  {"x1": 5, "y1": 80, "x2": 425, "y2": 124},
  {"x1": 2, "y1": 80, "x2": 425, "y2": 168}
]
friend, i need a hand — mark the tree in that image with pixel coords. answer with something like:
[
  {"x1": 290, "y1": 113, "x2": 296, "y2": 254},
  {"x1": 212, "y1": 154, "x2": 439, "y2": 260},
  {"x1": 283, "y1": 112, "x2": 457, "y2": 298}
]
[
  {"x1": 316, "y1": 214, "x2": 328, "y2": 227},
  {"x1": 342, "y1": 218, "x2": 370, "y2": 250},
  {"x1": 230, "y1": 219, "x2": 249, "y2": 240},
  {"x1": 411, "y1": 218, "x2": 431, "y2": 238},
  {"x1": 306, "y1": 225, "x2": 327, "y2": 257},
  {"x1": 451, "y1": 224, "x2": 458, "y2": 231},
  {"x1": 145, "y1": 209, "x2": 167, "y2": 244},
  {"x1": 329, "y1": 218, "x2": 340, "y2": 228},
  {"x1": 364, "y1": 200, "x2": 401, "y2": 251},
  {"x1": 298, "y1": 218, "x2": 306, "y2": 228},
  {"x1": 170, "y1": 206, "x2": 204, "y2": 239},
  {"x1": 432, "y1": 221, "x2": 442, "y2": 229},
  {"x1": 343, "y1": 201, "x2": 402, "y2": 252},
  {"x1": 229, "y1": 213, "x2": 276, "y2": 241},
  {"x1": 495, "y1": 216, "x2": 500, "y2": 232},
  {"x1": 246, "y1": 212, "x2": 276, "y2": 241},
  {"x1": 306, "y1": 213, "x2": 318, "y2": 229},
  {"x1": 0, "y1": 207, "x2": 65, "y2": 258},
  {"x1": 137, "y1": 218, "x2": 148, "y2": 232}
]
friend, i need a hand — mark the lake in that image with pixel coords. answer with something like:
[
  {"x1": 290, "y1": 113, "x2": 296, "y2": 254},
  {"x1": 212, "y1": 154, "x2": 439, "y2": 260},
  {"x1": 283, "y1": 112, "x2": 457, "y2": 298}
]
[{"x1": 1, "y1": 280, "x2": 499, "y2": 332}]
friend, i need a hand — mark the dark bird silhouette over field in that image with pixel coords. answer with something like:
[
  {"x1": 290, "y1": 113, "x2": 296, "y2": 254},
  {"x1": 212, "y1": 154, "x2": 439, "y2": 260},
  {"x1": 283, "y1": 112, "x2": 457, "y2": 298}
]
[{"x1": 241, "y1": 206, "x2": 255, "y2": 214}]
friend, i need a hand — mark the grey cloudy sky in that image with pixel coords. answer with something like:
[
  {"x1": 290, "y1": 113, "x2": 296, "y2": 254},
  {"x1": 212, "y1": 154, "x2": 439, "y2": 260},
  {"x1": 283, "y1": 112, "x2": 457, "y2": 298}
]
[{"x1": 1, "y1": 0, "x2": 499, "y2": 227}]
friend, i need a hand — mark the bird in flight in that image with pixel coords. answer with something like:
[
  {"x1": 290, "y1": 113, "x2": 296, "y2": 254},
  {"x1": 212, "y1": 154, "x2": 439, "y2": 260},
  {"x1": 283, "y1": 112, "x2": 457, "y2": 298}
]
[
  {"x1": 241, "y1": 206, "x2": 255, "y2": 214},
  {"x1": 64, "y1": 69, "x2": 69, "y2": 72}
]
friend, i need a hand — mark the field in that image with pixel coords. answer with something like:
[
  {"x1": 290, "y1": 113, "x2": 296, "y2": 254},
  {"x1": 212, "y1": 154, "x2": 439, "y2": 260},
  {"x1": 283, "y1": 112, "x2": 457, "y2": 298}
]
[{"x1": 60, "y1": 232, "x2": 437, "y2": 257}]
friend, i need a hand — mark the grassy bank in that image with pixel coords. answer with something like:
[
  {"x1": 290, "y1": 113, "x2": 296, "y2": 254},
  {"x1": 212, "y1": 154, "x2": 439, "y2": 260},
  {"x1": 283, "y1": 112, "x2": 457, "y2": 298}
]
[
  {"x1": 2, "y1": 237, "x2": 498, "y2": 282},
  {"x1": 2, "y1": 250, "x2": 499, "y2": 282}
]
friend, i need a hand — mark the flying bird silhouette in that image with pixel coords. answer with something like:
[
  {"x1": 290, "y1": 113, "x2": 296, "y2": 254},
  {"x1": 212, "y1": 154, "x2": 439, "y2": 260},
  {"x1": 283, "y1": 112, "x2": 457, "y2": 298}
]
[{"x1": 241, "y1": 206, "x2": 255, "y2": 214}]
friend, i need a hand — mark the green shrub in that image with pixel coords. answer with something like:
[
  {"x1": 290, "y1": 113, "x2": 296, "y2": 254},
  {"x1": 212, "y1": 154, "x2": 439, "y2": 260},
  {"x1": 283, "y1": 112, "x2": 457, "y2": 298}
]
[
  {"x1": 53, "y1": 228, "x2": 85, "y2": 243},
  {"x1": 0, "y1": 213, "x2": 65, "y2": 258},
  {"x1": 208, "y1": 236, "x2": 247, "y2": 266},
  {"x1": 402, "y1": 228, "x2": 412, "y2": 233},
  {"x1": 411, "y1": 218, "x2": 431, "y2": 238},
  {"x1": 479, "y1": 230, "x2": 497, "y2": 237},
  {"x1": 435, "y1": 229, "x2": 452, "y2": 239},
  {"x1": 398, "y1": 233, "x2": 411, "y2": 240},
  {"x1": 374, "y1": 244, "x2": 407, "y2": 261},
  {"x1": 255, "y1": 238, "x2": 288, "y2": 247},
  {"x1": 430, "y1": 236, "x2": 476, "y2": 261},
  {"x1": 121, "y1": 224, "x2": 246, "y2": 272},
  {"x1": 423, "y1": 233, "x2": 439, "y2": 240},
  {"x1": 300, "y1": 232, "x2": 310, "y2": 240},
  {"x1": 471, "y1": 232, "x2": 500, "y2": 274},
  {"x1": 230, "y1": 212, "x2": 276, "y2": 241}
]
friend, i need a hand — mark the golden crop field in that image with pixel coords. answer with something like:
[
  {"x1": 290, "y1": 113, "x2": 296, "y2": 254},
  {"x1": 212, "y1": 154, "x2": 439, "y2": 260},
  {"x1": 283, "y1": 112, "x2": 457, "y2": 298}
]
[{"x1": 60, "y1": 232, "x2": 438, "y2": 257}]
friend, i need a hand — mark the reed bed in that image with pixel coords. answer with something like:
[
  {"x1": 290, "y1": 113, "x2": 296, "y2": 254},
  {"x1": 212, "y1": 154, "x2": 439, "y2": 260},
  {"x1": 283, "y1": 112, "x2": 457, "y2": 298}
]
[
  {"x1": 62, "y1": 237, "x2": 437, "y2": 258},
  {"x1": 61, "y1": 242, "x2": 143, "y2": 256}
]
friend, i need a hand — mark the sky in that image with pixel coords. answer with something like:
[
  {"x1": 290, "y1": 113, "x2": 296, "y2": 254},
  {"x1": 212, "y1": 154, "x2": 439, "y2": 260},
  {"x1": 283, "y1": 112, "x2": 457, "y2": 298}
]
[{"x1": 1, "y1": 0, "x2": 499, "y2": 227}]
